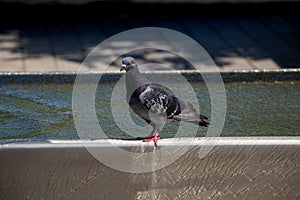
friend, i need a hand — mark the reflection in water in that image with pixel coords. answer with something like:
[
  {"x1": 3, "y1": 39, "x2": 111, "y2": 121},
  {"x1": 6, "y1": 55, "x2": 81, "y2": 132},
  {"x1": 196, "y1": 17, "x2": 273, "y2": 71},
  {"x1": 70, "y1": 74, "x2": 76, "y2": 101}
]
[{"x1": 0, "y1": 81, "x2": 299, "y2": 141}]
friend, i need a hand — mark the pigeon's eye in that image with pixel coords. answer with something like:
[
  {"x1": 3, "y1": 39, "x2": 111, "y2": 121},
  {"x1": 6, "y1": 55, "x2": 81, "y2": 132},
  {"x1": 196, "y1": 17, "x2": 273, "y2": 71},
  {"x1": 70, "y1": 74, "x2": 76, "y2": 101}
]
[{"x1": 129, "y1": 61, "x2": 133, "y2": 65}]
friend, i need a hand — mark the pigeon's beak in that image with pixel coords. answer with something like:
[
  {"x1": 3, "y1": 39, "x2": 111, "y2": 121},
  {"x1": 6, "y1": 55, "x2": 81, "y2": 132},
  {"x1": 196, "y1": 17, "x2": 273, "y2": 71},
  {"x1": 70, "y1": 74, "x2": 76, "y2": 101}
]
[{"x1": 120, "y1": 64, "x2": 126, "y2": 71}]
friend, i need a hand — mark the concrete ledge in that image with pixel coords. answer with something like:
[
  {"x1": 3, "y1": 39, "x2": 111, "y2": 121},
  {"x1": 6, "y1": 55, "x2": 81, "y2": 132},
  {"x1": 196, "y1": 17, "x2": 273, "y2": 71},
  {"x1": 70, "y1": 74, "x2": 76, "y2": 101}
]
[
  {"x1": 1, "y1": 0, "x2": 298, "y2": 4},
  {"x1": 1, "y1": 137, "x2": 299, "y2": 199},
  {"x1": 2, "y1": 136, "x2": 300, "y2": 147},
  {"x1": 0, "y1": 69, "x2": 299, "y2": 84}
]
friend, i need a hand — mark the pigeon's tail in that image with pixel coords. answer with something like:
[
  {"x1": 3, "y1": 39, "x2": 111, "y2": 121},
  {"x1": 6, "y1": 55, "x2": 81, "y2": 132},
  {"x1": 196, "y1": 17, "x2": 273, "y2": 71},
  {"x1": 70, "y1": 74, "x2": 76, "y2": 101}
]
[
  {"x1": 174, "y1": 114, "x2": 209, "y2": 127},
  {"x1": 173, "y1": 102, "x2": 209, "y2": 127},
  {"x1": 196, "y1": 117, "x2": 210, "y2": 127}
]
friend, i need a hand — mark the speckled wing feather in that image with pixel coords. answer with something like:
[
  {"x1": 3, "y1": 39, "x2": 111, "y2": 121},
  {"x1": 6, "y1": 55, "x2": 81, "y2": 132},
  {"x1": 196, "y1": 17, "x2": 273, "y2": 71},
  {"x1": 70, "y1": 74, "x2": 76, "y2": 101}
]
[
  {"x1": 138, "y1": 84, "x2": 209, "y2": 127},
  {"x1": 138, "y1": 85, "x2": 180, "y2": 118}
]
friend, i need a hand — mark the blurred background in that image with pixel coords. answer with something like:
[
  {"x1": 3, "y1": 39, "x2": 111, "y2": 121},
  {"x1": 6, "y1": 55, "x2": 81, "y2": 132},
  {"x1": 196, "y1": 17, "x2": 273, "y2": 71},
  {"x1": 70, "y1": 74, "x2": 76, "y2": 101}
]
[{"x1": 0, "y1": 0, "x2": 299, "y2": 72}]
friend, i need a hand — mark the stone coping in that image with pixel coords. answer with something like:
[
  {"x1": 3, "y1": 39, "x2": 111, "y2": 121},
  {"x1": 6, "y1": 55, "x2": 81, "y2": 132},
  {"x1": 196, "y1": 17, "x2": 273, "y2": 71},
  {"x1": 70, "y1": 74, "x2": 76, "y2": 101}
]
[
  {"x1": 2, "y1": 136, "x2": 300, "y2": 147},
  {"x1": 0, "y1": 0, "x2": 296, "y2": 4},
  {"x1": 0, "y1": 69, "x2": 299, "y2": 84}
]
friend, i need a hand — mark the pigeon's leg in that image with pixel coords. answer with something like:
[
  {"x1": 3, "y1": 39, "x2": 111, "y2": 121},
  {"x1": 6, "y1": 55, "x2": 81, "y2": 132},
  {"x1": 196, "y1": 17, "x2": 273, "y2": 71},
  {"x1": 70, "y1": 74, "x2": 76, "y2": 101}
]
[
  {"x1": 143, "y1": 127, "x2": 160, "y2": 147},
  {"x1": 143, "y1": 132, "x2": 160, "y2": 147},
  {"x1": 144, "y1": 127, "x2": 158, "y2": 138}
]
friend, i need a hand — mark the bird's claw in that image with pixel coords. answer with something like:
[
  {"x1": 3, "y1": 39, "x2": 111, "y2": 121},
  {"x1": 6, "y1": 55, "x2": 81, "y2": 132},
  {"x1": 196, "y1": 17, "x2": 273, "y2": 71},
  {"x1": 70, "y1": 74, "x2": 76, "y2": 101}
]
[{"x1": 143, "y1": 132, "x2": 160, "y2": 147}]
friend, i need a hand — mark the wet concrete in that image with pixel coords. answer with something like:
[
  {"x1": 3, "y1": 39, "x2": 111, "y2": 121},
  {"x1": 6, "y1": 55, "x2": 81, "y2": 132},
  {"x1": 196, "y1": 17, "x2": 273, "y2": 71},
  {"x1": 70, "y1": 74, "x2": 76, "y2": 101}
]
[{"x1": 0, "y1": 137, "x2": 299, "y2": 199}]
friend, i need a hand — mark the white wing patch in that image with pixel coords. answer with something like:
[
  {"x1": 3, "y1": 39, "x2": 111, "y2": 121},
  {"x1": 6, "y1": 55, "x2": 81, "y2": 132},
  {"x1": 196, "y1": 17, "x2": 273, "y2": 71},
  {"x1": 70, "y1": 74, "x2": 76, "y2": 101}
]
[
  {"x1": 139, "y1": 86, "x2": 169, "y2": 115},
  {"x1": 139, "y1": 86, "x2": 153, "y2": 101},
  {"x1": 169, "y1": 104, "x2": 178, "y2": 117}
]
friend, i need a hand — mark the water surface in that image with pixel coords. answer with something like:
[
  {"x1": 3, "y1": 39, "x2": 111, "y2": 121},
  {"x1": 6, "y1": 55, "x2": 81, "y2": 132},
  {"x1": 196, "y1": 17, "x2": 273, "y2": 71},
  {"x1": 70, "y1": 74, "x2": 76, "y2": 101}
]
[{"x1": 0, "y1": 81, "x2": 299, "y2": 141}]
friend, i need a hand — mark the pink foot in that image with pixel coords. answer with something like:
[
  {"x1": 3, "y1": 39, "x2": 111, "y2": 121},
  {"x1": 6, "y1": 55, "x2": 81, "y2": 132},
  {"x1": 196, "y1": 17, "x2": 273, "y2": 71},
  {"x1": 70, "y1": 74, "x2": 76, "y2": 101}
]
[{"x1": 143, "y1": 132, "x2": 160, "y2": 147}]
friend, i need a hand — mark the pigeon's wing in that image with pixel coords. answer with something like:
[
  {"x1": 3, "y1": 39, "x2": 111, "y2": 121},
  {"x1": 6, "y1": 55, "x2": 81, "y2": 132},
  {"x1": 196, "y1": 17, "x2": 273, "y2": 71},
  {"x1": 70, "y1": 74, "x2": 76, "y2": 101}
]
[
  {"x1": 138, "y1": 85, "x2": 180, "y2": 117},
  {"x1": 138, "y1": 84, "x2": 209, "y2": 127}
]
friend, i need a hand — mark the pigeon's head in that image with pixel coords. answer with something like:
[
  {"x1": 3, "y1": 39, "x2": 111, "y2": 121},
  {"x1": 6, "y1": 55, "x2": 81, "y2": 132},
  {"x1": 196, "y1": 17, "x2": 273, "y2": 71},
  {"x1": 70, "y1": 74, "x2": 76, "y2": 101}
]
[{"x1": 120, "y1": 57, "x2": 137, "y2": 72}]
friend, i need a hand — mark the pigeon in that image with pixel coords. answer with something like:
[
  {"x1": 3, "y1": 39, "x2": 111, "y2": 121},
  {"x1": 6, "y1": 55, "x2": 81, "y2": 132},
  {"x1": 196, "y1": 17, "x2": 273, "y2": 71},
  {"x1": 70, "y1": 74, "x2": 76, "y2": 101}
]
[{"x1": 120, "y1": 57, "x2": 209, "y2": 147}]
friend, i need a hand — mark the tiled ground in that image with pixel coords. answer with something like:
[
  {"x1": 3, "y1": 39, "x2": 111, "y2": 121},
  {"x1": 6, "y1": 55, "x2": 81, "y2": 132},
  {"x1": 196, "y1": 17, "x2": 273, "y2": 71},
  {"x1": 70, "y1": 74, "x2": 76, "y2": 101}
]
[{"x1": 0, "y1": 2, "x2": 299, "y2": 72}]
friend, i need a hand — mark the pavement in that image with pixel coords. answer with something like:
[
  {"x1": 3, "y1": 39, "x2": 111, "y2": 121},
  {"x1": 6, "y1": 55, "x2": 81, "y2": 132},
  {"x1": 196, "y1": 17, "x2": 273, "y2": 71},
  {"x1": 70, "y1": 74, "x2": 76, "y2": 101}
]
[{"x1": 0, "y1": 2, "x2": 299, "y2": 72}]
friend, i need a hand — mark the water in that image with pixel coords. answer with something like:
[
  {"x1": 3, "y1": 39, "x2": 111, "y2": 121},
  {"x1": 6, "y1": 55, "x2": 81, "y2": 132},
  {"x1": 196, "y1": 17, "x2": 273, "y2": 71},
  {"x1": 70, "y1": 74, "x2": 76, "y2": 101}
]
[{"x1": 0, "y1": 81, "x2": 299, "y2": 141}]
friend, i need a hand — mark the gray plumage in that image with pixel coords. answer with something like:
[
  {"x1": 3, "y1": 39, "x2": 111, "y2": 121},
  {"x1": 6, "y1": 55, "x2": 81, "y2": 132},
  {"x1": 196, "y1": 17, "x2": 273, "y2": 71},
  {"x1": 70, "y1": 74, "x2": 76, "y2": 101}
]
[{"x1": 120, "y1": 57, "x2": 209, "y2": 145}]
